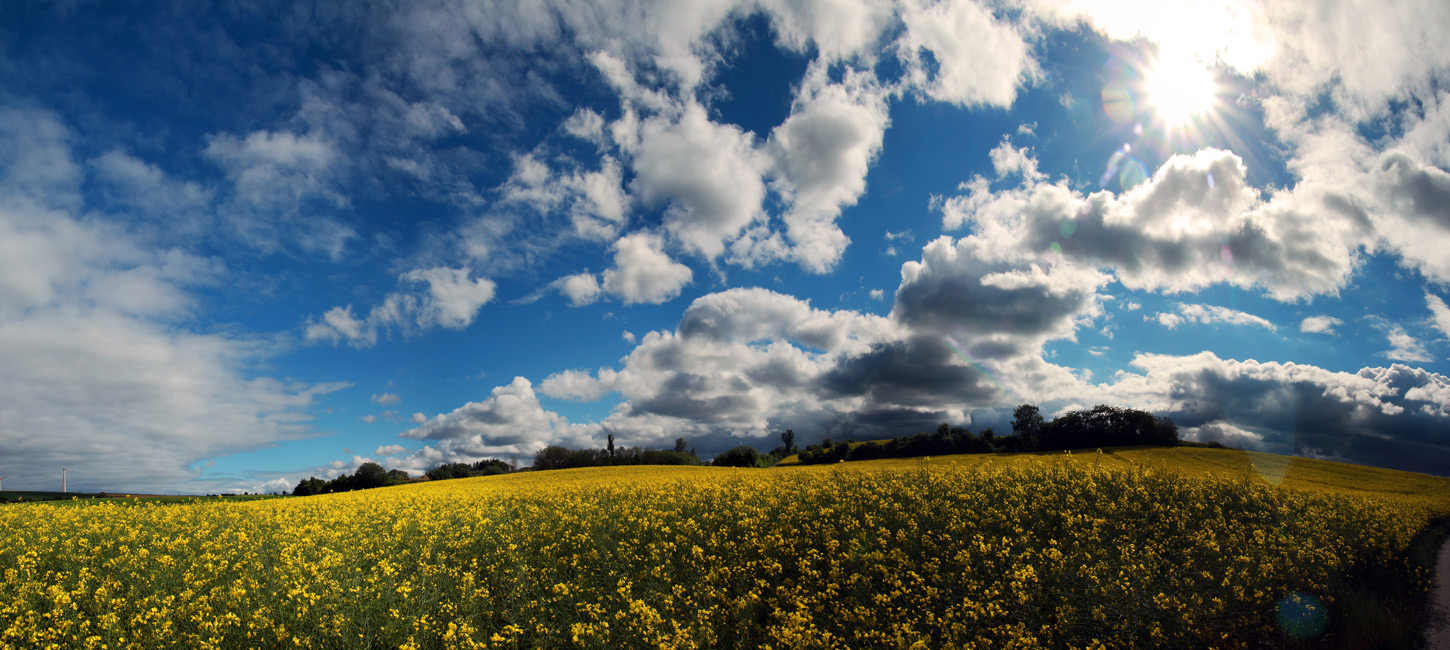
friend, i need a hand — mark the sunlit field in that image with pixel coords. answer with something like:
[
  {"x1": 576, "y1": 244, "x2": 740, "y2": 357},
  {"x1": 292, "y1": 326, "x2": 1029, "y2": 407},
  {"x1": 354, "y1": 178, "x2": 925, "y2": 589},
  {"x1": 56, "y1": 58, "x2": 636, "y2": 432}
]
[{"x1": 3, "y1": 448, "x2": 1448, "y2": 649}]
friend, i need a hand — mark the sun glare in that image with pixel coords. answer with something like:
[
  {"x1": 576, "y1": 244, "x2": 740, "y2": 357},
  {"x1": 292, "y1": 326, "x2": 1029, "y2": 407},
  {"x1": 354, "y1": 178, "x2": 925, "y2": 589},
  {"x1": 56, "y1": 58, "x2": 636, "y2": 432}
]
[{"x1": 1144, "y1": 58, "x2": 1218, "y2": 126}]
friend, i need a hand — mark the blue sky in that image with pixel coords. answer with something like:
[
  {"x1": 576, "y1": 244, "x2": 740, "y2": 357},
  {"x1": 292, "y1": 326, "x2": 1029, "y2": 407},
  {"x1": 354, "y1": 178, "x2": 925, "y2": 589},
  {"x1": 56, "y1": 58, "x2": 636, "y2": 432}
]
[{"x1": 2, "y1": 0, "x2": 1449, "y2": 493}]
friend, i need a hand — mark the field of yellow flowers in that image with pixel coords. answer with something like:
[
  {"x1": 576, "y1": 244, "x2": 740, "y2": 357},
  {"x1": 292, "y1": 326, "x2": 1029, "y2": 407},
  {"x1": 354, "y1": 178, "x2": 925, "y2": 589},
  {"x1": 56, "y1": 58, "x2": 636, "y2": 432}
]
[{"x1": 2, "y1": 448, "x2": 1448, "y2": 649}]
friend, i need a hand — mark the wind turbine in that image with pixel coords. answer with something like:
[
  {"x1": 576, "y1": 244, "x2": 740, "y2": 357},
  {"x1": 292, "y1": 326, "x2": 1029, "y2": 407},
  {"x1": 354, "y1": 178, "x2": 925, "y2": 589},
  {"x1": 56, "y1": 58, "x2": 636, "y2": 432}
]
[
  {"x1": 0, "y1": 476, "x2": 5, "y2": 491},
  {"x1": 62, "y1": 468, "x2": 66, "y2": 493}
]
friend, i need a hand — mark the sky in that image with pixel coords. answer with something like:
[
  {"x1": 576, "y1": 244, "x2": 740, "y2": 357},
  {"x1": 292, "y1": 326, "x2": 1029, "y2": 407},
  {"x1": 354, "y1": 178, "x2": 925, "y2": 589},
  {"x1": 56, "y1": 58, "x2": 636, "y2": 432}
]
[{"x1": 2, "y1": 0, "x2": 1449, "y2": 494}]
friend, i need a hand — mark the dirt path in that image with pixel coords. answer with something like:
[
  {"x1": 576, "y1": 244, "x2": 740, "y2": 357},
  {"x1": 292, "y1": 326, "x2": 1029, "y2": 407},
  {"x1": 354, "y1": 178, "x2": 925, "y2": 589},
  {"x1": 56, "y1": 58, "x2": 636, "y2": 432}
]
[{"x1": 1426, "y1": 538, "x2": 1450, "y2": 649}]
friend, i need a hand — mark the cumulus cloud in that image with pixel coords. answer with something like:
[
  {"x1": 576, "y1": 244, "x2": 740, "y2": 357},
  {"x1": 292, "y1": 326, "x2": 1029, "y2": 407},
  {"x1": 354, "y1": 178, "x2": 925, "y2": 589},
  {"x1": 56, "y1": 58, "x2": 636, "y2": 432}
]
[
  {"x1": 757, "y1": 65, "x2": 890, "y2": 272},
  {"x1": 1429, "y1": 293, "x2": 1450, "y2": 340},
  {"x1": 535, "y1": 267, "x2": 1102, "y2": 454},
  {"x1": 600, "y1": 232, "x2": 694, "y2": 305},
  {"x1": 390, "y1": 377, "x2": 599, "y2": 469},
  {"x1": 1370, "y1": 152, "x2": 1450, "y2": 284},
  {"x1": 1384, "y1": 325, "x2": 1433, "y2": 363},
  {"x1": 375, "y1": 444, "x2": 407, "y2": 456},
  {"x1": 941, "y1": 148, "x2": 1371, "y2": 301},
  {"x1": 372, "y1": 392, "x2": 401, "y2": 405},
  {"x1": 1300, "y1": 315, "x2": 1343, "y2": 335},
  {"x1": 1096, "y1": 352, "x2": 1450, "y2": 474},
  {"x1": 631, "y1": 102, "x2": 769, "y2": 260},
  {"x1": 558, "y1": 272, "x2": 604, "y2": 307},
  {"x1": 305, "y1": 267, "x2": 496, "y2": 347},
  {"x1": 1149, "y1": 303, "x2": 1276, "y2": 332},
  {"x1": 893, "y1": 235, "x2": 1110, "y2": 358},
  {"x1": 503, "y1": 152, "x2": 630, "y2": 241},
  {"x1": 897, "y1": 0, "x2": 1035, "y2": 107}
]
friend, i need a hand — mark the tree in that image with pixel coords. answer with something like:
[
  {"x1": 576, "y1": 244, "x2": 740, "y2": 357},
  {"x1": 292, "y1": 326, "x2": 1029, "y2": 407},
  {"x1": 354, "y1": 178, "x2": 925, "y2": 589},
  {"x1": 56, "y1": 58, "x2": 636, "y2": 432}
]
[
  {"x1": 607, "y1": 433, "x2": 616, "y2": 461},
  {"x1": 292, "y1": 476, "x2": 326, "y2": 496},
  {"x1": 781, "y1": 429, "x2": 797, "y2": 455},
  {"x1": 533, "y1": 445, "x2": 574, "y2": 471},
  {"x1": 674, "y1": 437, "x2": 688, "y2": 453},
  {"x1": 712, "y1": 445, "x2": 761, "y2": 468},
  {"x1": 353, "y1": 462, "x2": 390, "y2": 489},
  {"x1": 1013, "y1": 404, "x2": 1045, "y2": 450}
]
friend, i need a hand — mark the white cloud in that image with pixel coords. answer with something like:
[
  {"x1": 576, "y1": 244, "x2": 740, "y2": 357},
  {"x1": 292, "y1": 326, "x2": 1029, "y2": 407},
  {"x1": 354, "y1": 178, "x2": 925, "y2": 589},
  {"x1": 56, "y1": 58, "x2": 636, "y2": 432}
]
[
  {"x1": 988, "y1": 139, "x2": 1045, "y2": 183},
  {"x1": 203, "y1": 128, "x2": 357, "y2": 259},
  {"x1": 1300, "y1": 315, "x2": 1344, "y2": 335},
  {"x1": 563, "y1": 107, "x2": 606, "y2": 144},
  {"x1": 540, "y1": 368, "x2": 620, "y2": 402},
  {"x1": 372, "y1": 392, "x2": 402, "y2": 406},
  {"x1": 0, "y1": 107, "x2": 82, "y2": 212},
  {"x1": 631, "y1": 102, "x2": 768, "y2": 260},
  {"x1": 305, "y1": 267, "x2": 496, "y2": 347},
  {"x1": 869, "y1": 289, "x2": 885, "y2": 300},
  {"x1": 1385, "y1": 325, "x2": 1432, "y2": 363},
  {"x1": 403, "y1": 267, "x2": 497, "y2": 329},
  {"x1": 1152, "y1": 312, "x2": 1184, "y2": 330},
  {"x1": 1149, "y1": 303, "x2": 1276, "y2": 332},
  {"x1": 760, "y1": 65, "x2": 890, "y2": 272},
  {"x1": 88, "y1": 149, "x2": 212, "y2": 229},
  {"x1": 0, "y1": 197, "x2": 346, "y2": 492},
  {"x1": 360, "y1": 414, "x2": 379, "y2": 424},
  {"x1": 393, "y1": 377, "x2": 600, "y2": 468},
  {"x1": 412, "y1": 412, "x2": 428, "y2": 424},
  {"x1": 559, "y1": 272, "x2": 603, "y2": 307},
  {"x1": 1370, "y1": 152, "x2": 1450, "y2": 284},
  {"x1": 893, "y1": 235, "x2": 1110, "y2": 358},
  {"x1": 622, "y1": 330, "x2": 637, "y2": 343},
  {"x1": 757, "y1": 0, "x2": 894, "y2": 61},
  {"x1": 1429, "y1": 293, "x2": 1450, "y2": 340},
  {"x1": 375, "y1": 444, "x2": 407, "y2": 456},
  {"x1": 941, "y1": 148, "x2": 1371, "y2": 301},
  {"x1": 503, "y1": 152, "x2": 630, "y2": 241},
  {"x1": 897, "y1": 0, "x2": 1035, "y2": 108},
  {"x1": 600, "y1": 232, "x2": 694, "y2": 305}
]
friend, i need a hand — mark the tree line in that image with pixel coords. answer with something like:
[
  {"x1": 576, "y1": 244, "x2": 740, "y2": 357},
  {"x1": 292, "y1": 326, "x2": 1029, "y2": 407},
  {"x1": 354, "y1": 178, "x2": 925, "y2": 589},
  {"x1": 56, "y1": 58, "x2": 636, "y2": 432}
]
[
  {"x1": 797, "y1": 404, "x2": 1191, "y2": 465},
  {"x1": 293, "y1": 406, "x2": 1192, "y2": 495},
  {"x1": 292, "y1": 458, "x2": 514, "y2": 496}
]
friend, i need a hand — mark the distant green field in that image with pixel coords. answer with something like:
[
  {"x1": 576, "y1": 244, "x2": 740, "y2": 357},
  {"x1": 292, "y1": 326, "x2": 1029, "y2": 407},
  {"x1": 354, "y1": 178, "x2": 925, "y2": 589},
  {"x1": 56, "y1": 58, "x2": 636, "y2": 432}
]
[
  {"x1": 0, "y1": 491, "x2": 284, "y2": 505},
  {"x1": 0, "y1": 490, "x2": 100, "y2": 503}
]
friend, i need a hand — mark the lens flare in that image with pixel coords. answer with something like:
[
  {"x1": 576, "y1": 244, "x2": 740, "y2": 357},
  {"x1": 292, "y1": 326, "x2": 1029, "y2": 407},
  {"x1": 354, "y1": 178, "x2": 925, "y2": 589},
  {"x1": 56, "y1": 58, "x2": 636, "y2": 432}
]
[
  {"x1": 944, "y1": 333, "x2": 1021, "y2": 405},
  {"x1": 1277, "y1": 592, "x2": 1328, "y2": 639}
]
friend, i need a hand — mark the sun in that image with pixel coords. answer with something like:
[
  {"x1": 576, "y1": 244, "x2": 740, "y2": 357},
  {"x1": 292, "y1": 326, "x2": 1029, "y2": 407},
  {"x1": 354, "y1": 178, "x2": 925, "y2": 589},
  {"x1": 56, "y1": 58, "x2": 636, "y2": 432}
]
[{"x1": 1144, "y1": 57, "x2": 1218, "y2": 126}]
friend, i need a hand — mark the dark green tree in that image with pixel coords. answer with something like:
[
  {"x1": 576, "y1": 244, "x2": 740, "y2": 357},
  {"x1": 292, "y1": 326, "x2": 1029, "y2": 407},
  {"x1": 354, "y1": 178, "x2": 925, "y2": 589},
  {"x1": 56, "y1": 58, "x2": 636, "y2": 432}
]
[
  {"x1": 1013, "y1": 404, "x2": 1045, "y2": 450},
  {"x1": 533, "y1": 445, "x2": 574, "y2": 471},
  {"x1": 712, "y1": 445, "x2": 761, "y2": 468},
  {"x1": 292, "y1": 476, "x2": 326, "y2": 496}
]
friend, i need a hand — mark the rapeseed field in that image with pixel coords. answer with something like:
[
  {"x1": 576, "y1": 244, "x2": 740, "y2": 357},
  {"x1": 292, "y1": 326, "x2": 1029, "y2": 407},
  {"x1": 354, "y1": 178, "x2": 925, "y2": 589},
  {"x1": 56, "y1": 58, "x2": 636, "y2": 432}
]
[{"x1": 2, "y1": 448, "x2": 1447, "y2": 649}]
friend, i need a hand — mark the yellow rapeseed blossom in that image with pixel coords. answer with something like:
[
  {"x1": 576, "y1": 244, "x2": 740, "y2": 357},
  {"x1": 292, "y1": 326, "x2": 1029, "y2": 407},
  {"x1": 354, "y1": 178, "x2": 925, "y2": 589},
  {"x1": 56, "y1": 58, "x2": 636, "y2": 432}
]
[{"x1": 0, "y1": 448, "x2": 1446, "y2": 648}]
